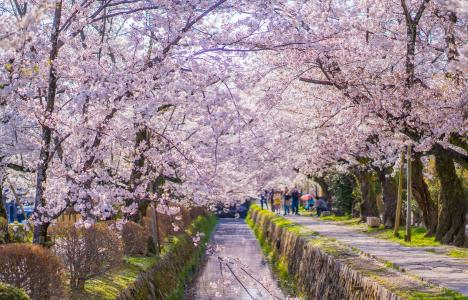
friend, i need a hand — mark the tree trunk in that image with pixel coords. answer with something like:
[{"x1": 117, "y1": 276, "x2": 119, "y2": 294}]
[
  {"x1": 33, "y1": 222, "x2": 50, "y2": 245},
  {"x1": 411, "y1": 154, "x2": 437, "y2": 235},
  {"x1": 354, "y1": 170, "x2": 379, "y2": 220},
  {"x1": 378, "y1": 169, "x2": 398, "y2": 228},
  {"x1": 32, "y1": 0, "x2": 63, "y2": 245},
  {"x1": 434, "y1": 152, "x2": 466, "y2": 246},
  {"x1": 0, "y1": 183, "x2": 6, "y2": 220},
  {"x1": 126, "y1": 126, "x2": 151, "y2": 224}
]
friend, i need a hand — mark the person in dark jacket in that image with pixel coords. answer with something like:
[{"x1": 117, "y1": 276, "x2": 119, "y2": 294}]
[
  {"x1": 269, "y1": 189, "x2": 275, "y2": 212},
  {"x1": 315, "y1": 198, "x2": 328, "y2": 217},
  {"x1": 283, "y1": 187, "x2": 292, "y2": 215},
  {"x1": 291, "y1": 187, "x2": 300, "y2": 215},
  {"x1": 260, "y1": 190, "x2": 269, "y2": 210}
]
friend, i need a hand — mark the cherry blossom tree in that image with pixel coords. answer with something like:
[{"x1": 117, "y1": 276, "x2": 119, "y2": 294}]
[{"x1": 1, "y1": 0, "x2": 466, "y2": 247}]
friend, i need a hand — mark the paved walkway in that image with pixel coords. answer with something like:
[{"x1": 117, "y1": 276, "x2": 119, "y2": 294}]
[
  {"x1": 188, "y1": 218, "x2": 284, "y2": 300},
  {"x1": 285, "y1": 215, "x2": 468, "y2": 295}
]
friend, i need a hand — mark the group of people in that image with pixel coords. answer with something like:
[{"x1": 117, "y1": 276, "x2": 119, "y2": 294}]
[
  {"x1": 259, "y1": 187, "x2": 329, "y2": 217},
  {"x1": 260, "y1": 187, "x2": 301, "y2": 215}
]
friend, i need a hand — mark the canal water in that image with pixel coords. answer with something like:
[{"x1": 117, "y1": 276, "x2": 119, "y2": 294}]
[{"x1": 187, "y1": 218, "x2": 284, "y2": 300}]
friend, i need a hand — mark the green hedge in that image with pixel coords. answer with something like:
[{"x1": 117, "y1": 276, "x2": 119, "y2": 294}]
[
  {"x1": 0, "y1": 282, "x2": 30, "y2": 300},
  {"x1": 0, "y1": 217, "x2": 8, "y2": 243}
]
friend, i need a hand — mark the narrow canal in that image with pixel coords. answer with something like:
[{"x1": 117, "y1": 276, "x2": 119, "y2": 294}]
[{"x1": 187, "y1": 218, "x2": 284, "y2": 300}]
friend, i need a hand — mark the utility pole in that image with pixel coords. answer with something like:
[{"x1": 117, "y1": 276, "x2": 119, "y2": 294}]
[
  {"x1": 393, "y1": 150, "x2": 405, "y2": 237},
  {"x1": 405, "y1": 145, "x2": 412, "y2": 242}
]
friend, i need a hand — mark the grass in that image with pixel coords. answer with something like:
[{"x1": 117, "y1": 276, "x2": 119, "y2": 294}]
[
  {"x1": 368, "y1": 226, "x2": 441, "y2": 247},
  {"x1": 408, "y1": 289, "x2": 468, "y2": 300},
  {"x1": 448, "y1": 248, "x2": 468, "y2": 259},
  {"x1": 319, "y1": 214, "x2": 362, "y2": 226},
  {"x1": 72, "y1": 255, "x2": 158, "y2": 300}
]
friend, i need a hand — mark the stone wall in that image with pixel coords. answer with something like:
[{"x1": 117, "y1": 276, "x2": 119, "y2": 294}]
[
  {"x1": 248, "y1": 207, "x2": 402, "y2": 300},
  {"x1": 116, "y1": 214, "x2": 217, "y2": 300}
]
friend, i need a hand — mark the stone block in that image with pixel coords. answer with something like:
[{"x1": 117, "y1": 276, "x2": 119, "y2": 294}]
[
  {"x1": 321, "y1": 211, "x2": 331, "y2": 217},
  {"x1": 366, "y1": 217, "x2": 380, "y2": 227}
]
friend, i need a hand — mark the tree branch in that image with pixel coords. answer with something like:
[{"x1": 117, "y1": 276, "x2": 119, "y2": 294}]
[{"x1": 299, "y1": 77, "x2": 334, "y2": 85}]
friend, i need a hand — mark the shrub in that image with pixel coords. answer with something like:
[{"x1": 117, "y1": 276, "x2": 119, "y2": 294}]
[
  {"x1": 0, "y1": 217, "x2": 8, "y2": 243},
  {"x1": 0, "y1": 282, "x2": 30, "y2": 300},
  {"x1": 122, "y1": 221, "x2": 149, "y2": 256},
  {"x1": 7, "y1": 223, "x2": 32, "y2": 243},
  {"x1": 142, "y1": 205, "x2": 206, "y2": 245},
  {"x1": 0, "y1": 243, "x2": 64, "y2": 299},
  {"x1": 53, "y1": 223, "x2": 123, "y2": 290},
  {"x1": 326, "y1": 173, "x2": 356, "y2": 214}
]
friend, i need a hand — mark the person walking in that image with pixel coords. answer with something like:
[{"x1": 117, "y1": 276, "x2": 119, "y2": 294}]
[
  {"x1": 291, "y1": 187, "x2": 300, "y2": 215},
  {"x1": 283, "y1": 187, "x2": 291, "y2": 215},
  {"x1": 273, "y1": 190, "x2": 282, "y2": 214},
  {"x1": 260, "y1": 191, "x2": 266, "y2": 210},
  {"x1": 270, "y1": 189, "x2": 275, "y2": 212}
]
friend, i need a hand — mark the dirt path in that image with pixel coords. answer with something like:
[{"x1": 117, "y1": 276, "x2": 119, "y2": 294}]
[
  {"x1": 286, "y1": 215, "x2": 468, "y2": 295},
  {"x1": 187, "y1": 218, "x2": 284, "y2": 300}
]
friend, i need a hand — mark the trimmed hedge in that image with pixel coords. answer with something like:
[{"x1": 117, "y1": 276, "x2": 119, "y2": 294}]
[{"x1": 117, "y1": 214, "x2": 217, "y2": 300}]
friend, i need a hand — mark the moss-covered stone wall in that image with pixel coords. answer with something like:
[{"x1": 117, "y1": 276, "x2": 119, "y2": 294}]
[
  {"x1": 116, "y1": 214, "x2": 217, "y2": 300},
  {"x1": 248, "y1": 206, "x2": 449, "y2": 300}
]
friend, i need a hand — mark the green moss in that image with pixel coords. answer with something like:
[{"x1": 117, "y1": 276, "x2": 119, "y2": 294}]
[
  {"x1": 166, "y1": 214, "x2": 217, "y2": 300},
  {"x1": 382, "y1": 261, "x2": 402, "y2": 271},
  {"x1": 71, "y1": 255, "x2": 157, "y2": 300},
  {"x1": 123, "y1": 255, "x2": 158, "y2": 271},
  {"x1": 248, "y1": 205, "x2": 467, "y2": 299},
  {"x1": 251, "y1": 226, "x2": 300, "y2": 296},
  {"x1": 408, "y1": 288, "x2": 468, "y2": 300},
  {"x1": 448, "y1": 248, "x2": 468, "y2": 259},
  {"x1": 247, "y1": 205, "x2": 301, "y2": 297},
  {"x1": 71, "y1": 214, "x2": 217, "y2": 300},
  {"x1": 320, "y1": 214, "x2": 362, "y2": 226},
  {"x1": 250, "y1": 205, "x2": 316, "y2": 237},
  {"x1": 276, "y1": 256, "x2": 299, "y2": 296}
]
